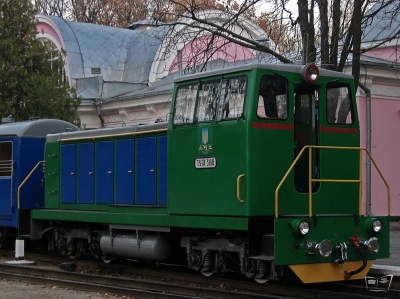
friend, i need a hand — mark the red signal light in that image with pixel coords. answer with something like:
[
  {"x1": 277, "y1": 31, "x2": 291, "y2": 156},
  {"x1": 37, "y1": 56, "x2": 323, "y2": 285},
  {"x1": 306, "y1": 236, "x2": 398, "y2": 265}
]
[{"x1": 301, "y1": 63, "x2": 320, "y2": 83}]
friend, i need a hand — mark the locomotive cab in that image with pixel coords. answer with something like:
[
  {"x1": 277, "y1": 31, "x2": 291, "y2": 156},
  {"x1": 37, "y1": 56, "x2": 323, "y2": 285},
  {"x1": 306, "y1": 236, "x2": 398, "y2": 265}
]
[{"x1": 168, "y1": 63, "x2": 390, "y2": 283}]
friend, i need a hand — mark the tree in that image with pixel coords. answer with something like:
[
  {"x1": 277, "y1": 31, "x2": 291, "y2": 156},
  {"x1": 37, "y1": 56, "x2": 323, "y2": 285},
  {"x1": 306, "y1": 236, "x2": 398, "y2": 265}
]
[
  {"x1": 147, "y1": 0, "x2": 400, "y2": 88},
  {"x1": 34, "y1": 0, "x2": 400, "y2": 88},
  {"x1": 34, "y1": 0, "x2": 148, "y2": 28},
  {"x1": 0, "y1": 0, "x2": 81, "y2": 125}
]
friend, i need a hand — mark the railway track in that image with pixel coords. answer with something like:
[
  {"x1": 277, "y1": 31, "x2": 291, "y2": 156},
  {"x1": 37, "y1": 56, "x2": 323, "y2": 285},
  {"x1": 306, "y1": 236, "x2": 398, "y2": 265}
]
[{"x1": 0, "y1": 250, "x2": 398, "y2": 299}]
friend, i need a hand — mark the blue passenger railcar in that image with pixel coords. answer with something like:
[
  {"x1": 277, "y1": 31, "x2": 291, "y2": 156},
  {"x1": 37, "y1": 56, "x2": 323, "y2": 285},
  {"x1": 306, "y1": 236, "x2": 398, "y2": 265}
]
[{"x1": 0, "y1": 119, "x2": 78, "y2": 240}]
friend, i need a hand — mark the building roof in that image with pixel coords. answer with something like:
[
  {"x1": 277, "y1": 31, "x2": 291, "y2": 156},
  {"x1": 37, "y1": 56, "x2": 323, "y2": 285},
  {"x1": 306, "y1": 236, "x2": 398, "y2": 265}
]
[
  {"x1": 38, "y1": 15, "x2": 166, "y2": 84},
  {"x1": 0, "y1": 119, "x2": 79, "y2": 137},
  {"x1": 123, "y1": 26, "x2": 167, "y2": 83},
  {"x1": 37, "y1": 8, "x2": 399, "y2": 105},
  {"x1": 36, "y1": 12, "x2": 268, "y2": 103},
  {"x1": 362, "y1": 2, "x2": 400, "y2": 44}
]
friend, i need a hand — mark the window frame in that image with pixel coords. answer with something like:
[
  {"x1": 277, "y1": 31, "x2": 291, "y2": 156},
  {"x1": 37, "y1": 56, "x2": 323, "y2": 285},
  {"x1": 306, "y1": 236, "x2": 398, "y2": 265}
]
[
  {"x1": 257, "y1": 74, "x2": 288, "y2": 120},
  {"x1": 326, "y1": 82, "x2": 354, "y2": 125},
  {"x1": 172, "y1": 83, "x2": 199, "y2": 125},
  {"x1": 217, "y1": 76, "x2": 247, "y2": 121},
  {"x1": 195, "y1": 80, "x2": 221, "y2": 123},
  {"x1": 0, "y1": 141, "x2": 13, "y2": 177}
]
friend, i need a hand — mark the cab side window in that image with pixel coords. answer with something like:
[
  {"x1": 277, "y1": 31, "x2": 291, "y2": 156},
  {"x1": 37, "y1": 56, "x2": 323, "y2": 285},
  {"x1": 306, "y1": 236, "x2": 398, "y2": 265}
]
[
  {"x1": 327, "y1": 83, "x2": 353, "y2": 124},
  {"x1": 173, "y1": 84, "x2": 198, "y2": 125},
  {"x1": 196, "y1": 81, "x2": 219, "y2": 122},
  {"x1": 217, "y1": 77, "x2": 247, "y2": 120},
  {"x1": 257, "y1": 75, "x2": 288, "y2": 119}
]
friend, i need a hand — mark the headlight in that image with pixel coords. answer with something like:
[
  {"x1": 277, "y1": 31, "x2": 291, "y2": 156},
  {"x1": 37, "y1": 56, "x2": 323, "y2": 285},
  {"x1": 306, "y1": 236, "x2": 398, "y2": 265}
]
[
  {"x1": 372, "y1": 219, "x2": 382, "y2": 233},
  {"x1": 291, "y1": 219, "x2": 310, "y2": 236},
  {"x1": 365, "y1": 218, "x2": 383, "y2": 234},
  {"x1": 298, "y1": 221, "x2": 310, "y2": 235}
]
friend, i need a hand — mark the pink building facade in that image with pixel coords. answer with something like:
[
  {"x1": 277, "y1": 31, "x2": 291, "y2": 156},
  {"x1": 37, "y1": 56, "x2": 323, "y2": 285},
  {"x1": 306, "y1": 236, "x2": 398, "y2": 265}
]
[{"x1": 353, "y1": 43, "x2": 400, "y2": 216}]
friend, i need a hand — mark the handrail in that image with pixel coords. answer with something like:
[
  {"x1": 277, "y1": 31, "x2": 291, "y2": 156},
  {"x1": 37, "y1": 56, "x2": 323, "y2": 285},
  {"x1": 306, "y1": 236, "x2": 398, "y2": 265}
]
[
  {"x1": 236, "y1": 174, "x2": 245, "y2": 203},
  {"x1": 18, "y1": 161, "x2": 45, "y2": 209},
  {"x1": 274, "y1": 146, "x2": 390, "y2": 218}
]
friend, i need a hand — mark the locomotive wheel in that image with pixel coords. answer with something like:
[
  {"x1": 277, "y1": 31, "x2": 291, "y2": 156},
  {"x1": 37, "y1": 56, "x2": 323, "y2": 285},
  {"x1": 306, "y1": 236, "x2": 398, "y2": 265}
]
[
  {"x1": 200, "y1": 252, "x2": 216, "y2": 276},
  {"x1": 101, "y1": 255, "x2": 112, "y2": 263},
  {"x1": 253, "y1": 260, "x2": 269, "y2": 283},
  {"x1": 254, "y1": 277, "x2": 268, "y2": 284},
  {"x1": 200, "y1": 270, "x2": 215, "y2": 277}
]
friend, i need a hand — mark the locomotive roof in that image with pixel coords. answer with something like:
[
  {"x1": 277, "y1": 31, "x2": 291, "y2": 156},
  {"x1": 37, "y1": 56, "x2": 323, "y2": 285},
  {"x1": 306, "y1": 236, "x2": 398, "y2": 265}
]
[
  {"x1": 46, "y1": 121, "x2": 167, "y2": 142},
  {"x1": 0, "y1": 119, "x2": 79, "y2": 138},
  {"x1": 174, "y1": 63, "x2": 354, "y2": 83}
]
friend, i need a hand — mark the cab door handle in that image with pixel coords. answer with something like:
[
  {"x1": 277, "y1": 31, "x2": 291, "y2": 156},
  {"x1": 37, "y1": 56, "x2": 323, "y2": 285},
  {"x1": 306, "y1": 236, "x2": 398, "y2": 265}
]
[{"x1": 236, "y1": 174, "x2": 245, "y2": 203}]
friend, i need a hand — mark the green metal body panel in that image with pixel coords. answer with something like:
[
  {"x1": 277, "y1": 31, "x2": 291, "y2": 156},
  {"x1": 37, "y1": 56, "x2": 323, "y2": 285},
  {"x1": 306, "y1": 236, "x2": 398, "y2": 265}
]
[
  {"x1": 167, "y1": 122, "x2": 248, "y2": 216},
  {"x1": 45, "y1": 142, "x2": 61, "y2": 208},
  {"x1": 249, "y1": 126, "x2": 293, "y2": 215},
  {"x1": 274, "y1": 216, "x2": 390, "y2": 265}
]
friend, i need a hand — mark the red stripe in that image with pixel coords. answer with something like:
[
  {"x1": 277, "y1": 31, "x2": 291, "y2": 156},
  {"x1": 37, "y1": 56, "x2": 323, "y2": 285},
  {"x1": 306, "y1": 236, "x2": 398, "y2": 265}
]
[
  {"x1": 253, "y1": 123, "x2": 294, "y2": 130},
  {"x1": 320, "y1": 127, "x2": 358, "y2": 134},
  {"x1": 253, "y1": 123, "x2": 358, "y2": 134}
]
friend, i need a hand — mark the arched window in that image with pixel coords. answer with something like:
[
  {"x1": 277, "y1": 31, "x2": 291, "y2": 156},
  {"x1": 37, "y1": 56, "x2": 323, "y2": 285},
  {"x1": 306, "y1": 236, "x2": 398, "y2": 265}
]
[{"x1": 38, "y1": 38, "x2": 67, "y2": 83}]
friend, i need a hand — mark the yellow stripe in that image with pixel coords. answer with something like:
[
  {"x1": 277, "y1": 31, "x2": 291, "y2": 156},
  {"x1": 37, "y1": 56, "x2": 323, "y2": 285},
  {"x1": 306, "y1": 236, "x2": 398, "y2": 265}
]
[{"x1": 289, "y1": 260, "x2": 374, "y2": 283}]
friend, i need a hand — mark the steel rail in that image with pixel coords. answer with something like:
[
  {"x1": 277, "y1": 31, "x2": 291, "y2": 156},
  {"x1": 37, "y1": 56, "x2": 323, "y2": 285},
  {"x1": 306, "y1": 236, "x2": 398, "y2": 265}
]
[
  {"x1": 0, "y1": 250, "x2": 388, "y2": 299},
  {"x1": 0, "y1": 264, "x2": 282, "y2": 299}
]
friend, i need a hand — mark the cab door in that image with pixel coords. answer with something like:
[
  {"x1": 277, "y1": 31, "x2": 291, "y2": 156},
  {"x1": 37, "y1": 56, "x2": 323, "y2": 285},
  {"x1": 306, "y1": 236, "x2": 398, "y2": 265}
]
[{"x1": 294, "y1": 88, "x2": 320, "y2": 192}]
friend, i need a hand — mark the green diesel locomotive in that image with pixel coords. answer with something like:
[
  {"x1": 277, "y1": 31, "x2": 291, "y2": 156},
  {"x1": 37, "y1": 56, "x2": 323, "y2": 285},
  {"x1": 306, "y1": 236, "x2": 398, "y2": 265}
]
[{"x1": 28, "y1": 63, "x2": 390, "y2": 283}]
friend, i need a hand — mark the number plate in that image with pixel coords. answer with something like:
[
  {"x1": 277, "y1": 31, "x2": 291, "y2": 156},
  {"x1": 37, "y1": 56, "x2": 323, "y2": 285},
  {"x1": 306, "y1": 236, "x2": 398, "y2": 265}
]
[{"x1": 195, "y1": 157, "x2": 216, "y2": 169}]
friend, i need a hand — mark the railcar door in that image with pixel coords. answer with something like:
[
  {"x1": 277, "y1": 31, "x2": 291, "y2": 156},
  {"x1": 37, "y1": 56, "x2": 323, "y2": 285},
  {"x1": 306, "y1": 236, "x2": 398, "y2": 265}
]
[
  {"x1": 96, "y1": 141, "x2": 114, "y2": 204},
  {"x1": 61, "y1": 144, "x2": 76, "y2": 204},
  {"x1": 294, "y1": 88, "x2": 320, "y2": 192},
  {"x1": 0, "y1": 141, "x2": 13, "y2": 215},
  {"x1": 137, "y1": 137, "x2": 157, "y2": 205},
  {"x1": 78, "y1": 142, "x2": 95, "y2": 204},
  {"x1": 115, "y1": 139, "x2": 135, "y2": 204}
]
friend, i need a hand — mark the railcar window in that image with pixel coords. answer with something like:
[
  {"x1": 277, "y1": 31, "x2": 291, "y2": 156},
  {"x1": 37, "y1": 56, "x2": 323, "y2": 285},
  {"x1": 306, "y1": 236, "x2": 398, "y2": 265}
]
[
  {"x1": 196, "y1": 81, "x2": 220, "y2": 122},
  {"x1": 257, "y1": 75, "x2": 287, "y2": 119},
  {"x1": 327, "y1": 83, "x2": 353, "y2": 124},
  {"x1": 0, "y1": 142, "x2": 12, "y2": 177},
  {"x1": 173, "y1": 84, "x2": 198, "y2": 125},
  {"x1": 217, "y1": 76, "x2": 247, "y2": 120}
]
